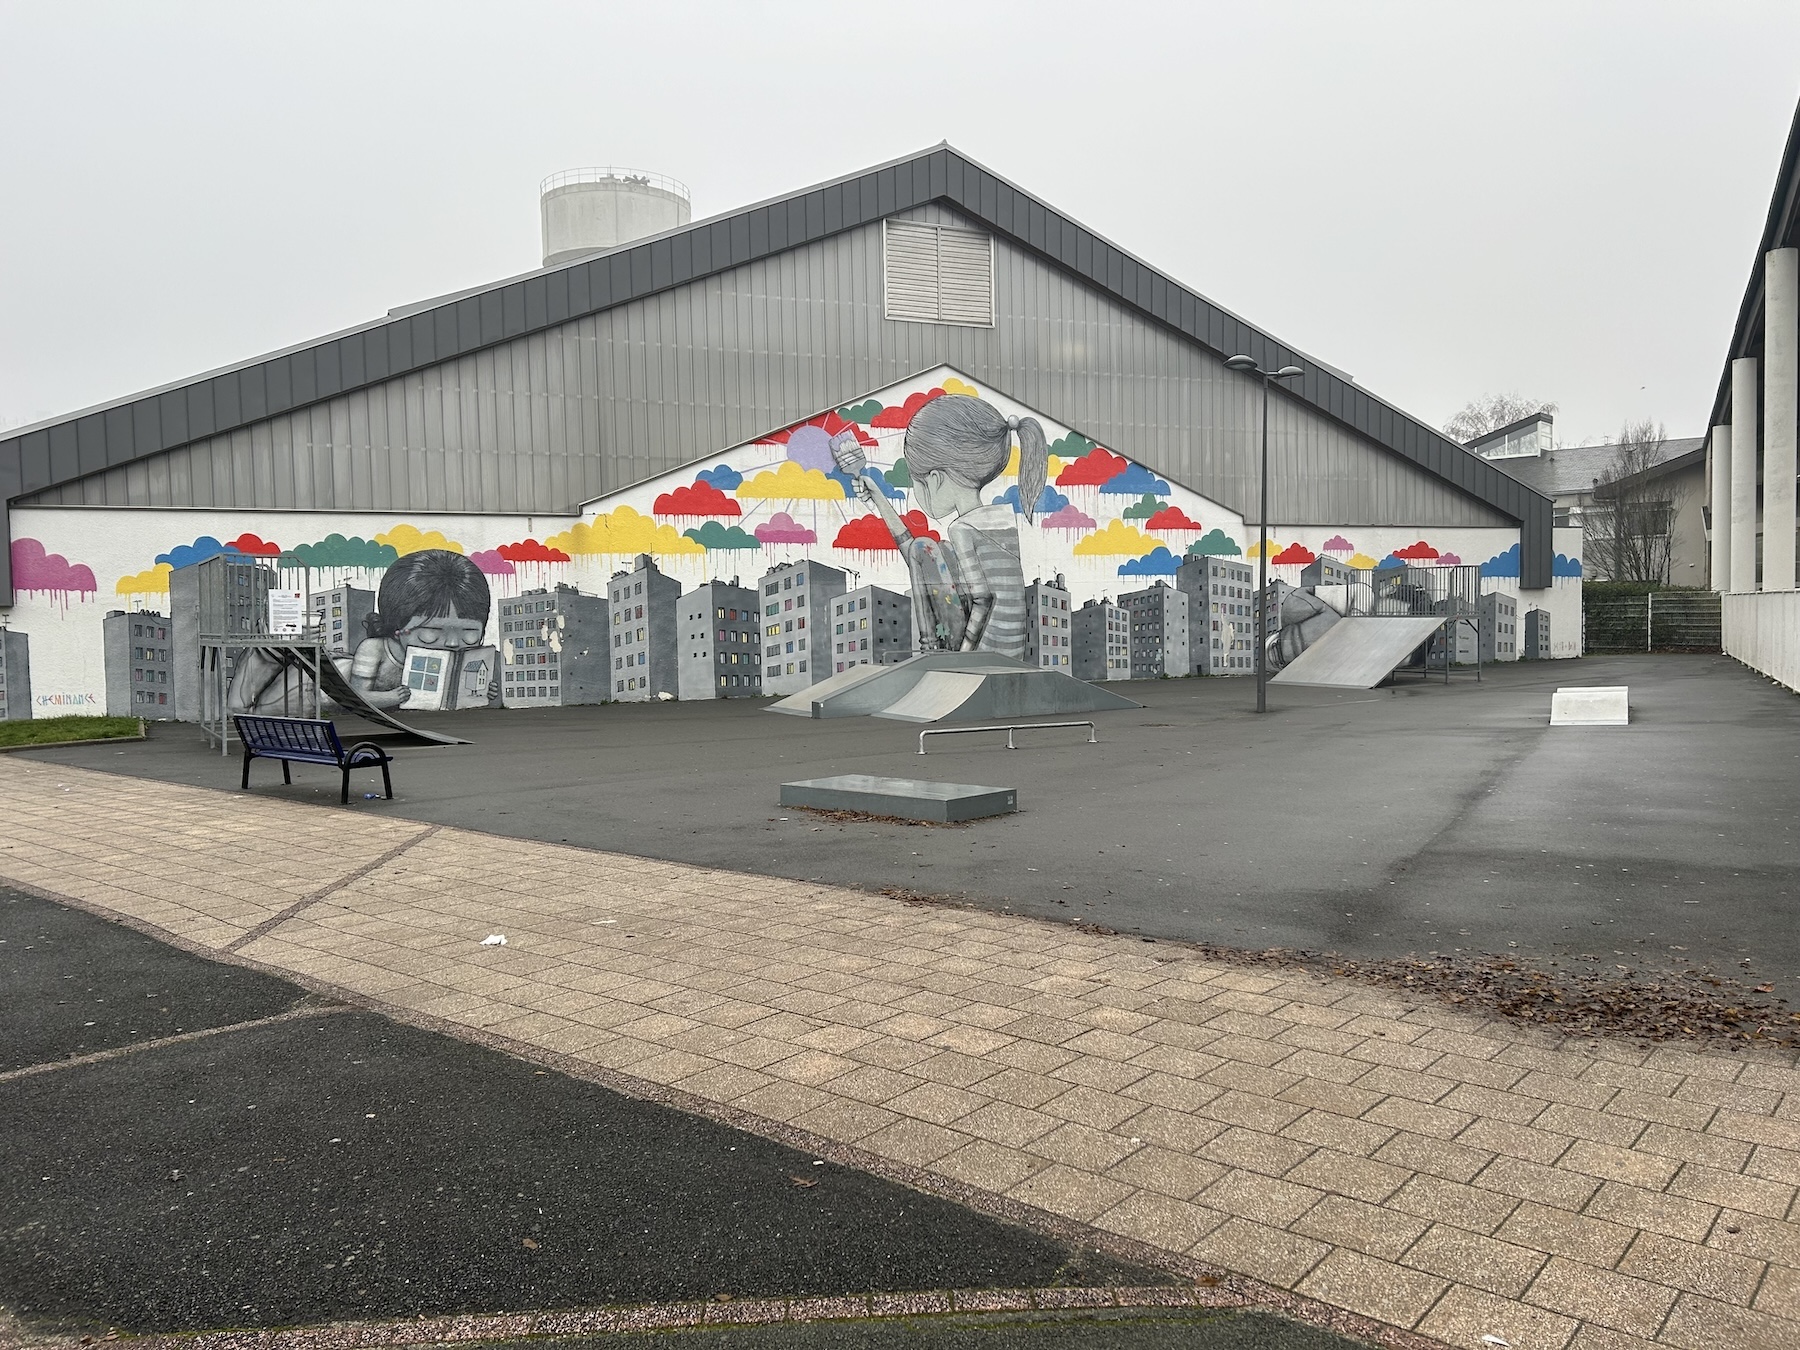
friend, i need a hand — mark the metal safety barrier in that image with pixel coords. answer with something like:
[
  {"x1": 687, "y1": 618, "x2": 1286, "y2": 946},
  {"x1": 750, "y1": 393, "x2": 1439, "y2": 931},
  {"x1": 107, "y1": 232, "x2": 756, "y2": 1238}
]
[{"x1": 918, "y1": 721, "x2": 1098, "y2": 755}]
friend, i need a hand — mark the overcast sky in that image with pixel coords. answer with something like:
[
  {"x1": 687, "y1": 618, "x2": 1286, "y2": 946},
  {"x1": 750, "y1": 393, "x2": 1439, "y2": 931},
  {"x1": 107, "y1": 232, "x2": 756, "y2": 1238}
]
[{"x1": 4, "y1": 0, "x2": 1798, "y2": 447}]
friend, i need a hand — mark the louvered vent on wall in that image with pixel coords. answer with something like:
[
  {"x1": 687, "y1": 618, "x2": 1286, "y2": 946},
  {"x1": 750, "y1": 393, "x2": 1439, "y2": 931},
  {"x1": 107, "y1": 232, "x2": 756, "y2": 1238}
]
[{"x1": 883, "y1": 220, "x2": 994, "y2": 326}]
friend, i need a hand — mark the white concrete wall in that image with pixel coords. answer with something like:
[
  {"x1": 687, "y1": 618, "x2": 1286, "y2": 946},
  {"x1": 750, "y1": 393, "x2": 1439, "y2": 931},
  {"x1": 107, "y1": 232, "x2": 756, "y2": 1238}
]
[{"x1": 1724, "y1": 591, "x2": 1800, "y2": 692}]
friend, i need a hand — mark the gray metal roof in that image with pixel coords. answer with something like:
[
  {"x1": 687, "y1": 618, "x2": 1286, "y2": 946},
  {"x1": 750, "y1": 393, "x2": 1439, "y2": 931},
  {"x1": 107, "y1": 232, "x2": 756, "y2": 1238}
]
[
  {"x1": 1489, "y1": 437, "x2": 1704, "y2": 499},
  {"x1": 0, "y1": 143, "x2": 1555, "y2": 600}
]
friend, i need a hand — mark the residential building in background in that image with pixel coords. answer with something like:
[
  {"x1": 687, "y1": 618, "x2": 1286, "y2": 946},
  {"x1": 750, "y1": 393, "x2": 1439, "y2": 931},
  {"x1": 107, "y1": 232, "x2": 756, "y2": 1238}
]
[
  {"x1": 611, "y1": 555, "x2": 680, "y2": 701},
  {"x1": 309, "y1": 585, "x2": 375, "y2": 658},
  {"x1": 103, "y1": 609, "x2": 175, "y2": 718},
  {"x1": 500, "y1": 583, "x2": 610, "y2": 707},
  {"x1": 831, "y1": 584, "x2": 912, "y2": 673},
  {"x1": 759, "y1": 560, "x2": 846, "y2": 697},
  {"x1": 679, "y1": 578, "x2": 762, "y2": 699},
  {"x1": 1472, "y1": 416, "x2": 1707, "y2": 585},
  {"x1": 1024, "y1": 576, "x2": 1073, "y2": 668},
  {"x1": 1073, "y1": 599, "x2": 1129, "y2": 681},
  {"x1": 1177, "y1": 556, "x2": 1259, "y2": 676},
  {"x1": 1121, "y1": 582, "x2": 1189, "y2": 678},
  {"x1": 0, "y1": 629, "x2": 31, "y2": 719}
]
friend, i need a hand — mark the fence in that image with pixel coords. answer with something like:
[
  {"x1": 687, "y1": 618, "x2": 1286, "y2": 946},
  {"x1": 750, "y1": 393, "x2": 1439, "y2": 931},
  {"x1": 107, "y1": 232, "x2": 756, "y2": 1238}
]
[{"x1": 1583, "y1": 590, "x2": 1721, "y2": 653}]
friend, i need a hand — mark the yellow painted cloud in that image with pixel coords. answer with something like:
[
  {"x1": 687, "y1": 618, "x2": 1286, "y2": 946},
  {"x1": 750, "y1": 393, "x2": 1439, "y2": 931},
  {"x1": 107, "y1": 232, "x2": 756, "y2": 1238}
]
[
  {"x1": 115, "y1": 562, "x2": 172, "y2": 595},
  {"x1": 1072, "y1": 520, "x2": 1158, "y2": 557},
  {"x1": 376, "y1": 524, "x2": 464, "y2": 556},
  {"x1": 1243, "y1": 538, "x2": 1285, "y2": 560},
  {"x1": 940, "y1": 377, "x2": 980, "y2": 398},
  {"x1": 547, "y1": 505, "x2": 704, "y2": 556},
  {"x1": 736, "y1": 461, "x2": 846, "y2": 501},
  {"x1": 1004, "y1": 447, "x2": 1067, "y2": 480},
  {"x1": 1347, "y1": 552, "x2": 1379, "y2": 569}
]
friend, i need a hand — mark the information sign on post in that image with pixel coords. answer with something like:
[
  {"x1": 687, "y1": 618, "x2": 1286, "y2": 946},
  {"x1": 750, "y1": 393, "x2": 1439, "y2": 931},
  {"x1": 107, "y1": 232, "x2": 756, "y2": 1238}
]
[{"x1": 268, "y1": 588, "x2": 306, "y2": 636}]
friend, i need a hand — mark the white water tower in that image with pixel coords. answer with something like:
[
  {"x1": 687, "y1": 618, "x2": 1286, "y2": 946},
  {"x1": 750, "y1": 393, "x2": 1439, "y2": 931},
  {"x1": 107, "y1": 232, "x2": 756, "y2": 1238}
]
[{"x1": 540, "y1": 168, "x2": 692, "y2": 267}]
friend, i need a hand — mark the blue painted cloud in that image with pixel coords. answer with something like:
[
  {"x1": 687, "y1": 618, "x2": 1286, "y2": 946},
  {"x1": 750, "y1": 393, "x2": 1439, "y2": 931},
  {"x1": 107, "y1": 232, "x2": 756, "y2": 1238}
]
[
  {"x1": 1553, "y1": 552, "x2": 1582, "y2": 578},
  {"x1": 157, "y1": 536, "x2": 236, "y2": 569},
  {"x1": 696, "y1": 463, "x2": 743, "y2": 491},
  {"x1": 1479, "y1": 544, "x2": 1520, "y2": 578},
  {"x1": 1117, "y1": 546, "x2": 1183, "y2": 576},
  {"x1": 826, "y1": 468, "x2": 860, "y2": 498},
  {"x1": 1098, "y1": 464, "x2": 1171, "y2": 497},
  {"x1": 862, "y1": 467, "x2": 907, "y2": 500},
  {"x1": 992, "y1": 484, "x2": 1071, "y2": 515}
]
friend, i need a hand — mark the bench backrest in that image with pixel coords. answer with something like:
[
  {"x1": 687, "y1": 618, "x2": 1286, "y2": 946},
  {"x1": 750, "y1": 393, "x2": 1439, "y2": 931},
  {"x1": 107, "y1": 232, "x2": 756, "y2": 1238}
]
[{"x1": 234, "y1": 715, "x2": 346, "y2": 759}]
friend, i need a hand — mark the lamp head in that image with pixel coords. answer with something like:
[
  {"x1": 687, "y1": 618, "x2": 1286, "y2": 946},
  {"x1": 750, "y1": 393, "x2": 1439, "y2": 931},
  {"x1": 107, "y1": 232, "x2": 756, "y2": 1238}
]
[
  {"x1": 1224, "y1": 355, "x2": 1258, "y2": 372},
  {"x1": 1274, "y1": 365, "x2": 1304, "y2": 379}
]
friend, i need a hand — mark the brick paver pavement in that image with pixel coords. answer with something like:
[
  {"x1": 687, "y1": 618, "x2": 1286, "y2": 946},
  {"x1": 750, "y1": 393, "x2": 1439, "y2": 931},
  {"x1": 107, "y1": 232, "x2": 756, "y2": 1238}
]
[{"x1": 3, "y1": 759, "x2": 1797, "y2": 1350}]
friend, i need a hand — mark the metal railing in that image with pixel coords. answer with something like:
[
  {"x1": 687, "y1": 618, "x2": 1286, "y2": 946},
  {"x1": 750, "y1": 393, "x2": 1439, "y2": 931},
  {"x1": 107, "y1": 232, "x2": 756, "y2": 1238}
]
[
  {"x1": 919, "y1": 721, "x2": 1098, "y2": 755},
  {"x1": 539, "y1": 167, "x2": 691, "y2": 200},
  {"x1": 1584, "y1": 591, "x2": 1722, "y2": 653}
]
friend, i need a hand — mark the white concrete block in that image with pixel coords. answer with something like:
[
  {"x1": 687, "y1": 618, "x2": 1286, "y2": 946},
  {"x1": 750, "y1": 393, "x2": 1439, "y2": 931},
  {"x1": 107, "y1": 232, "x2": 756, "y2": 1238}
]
[{"x1": 1550, "y1": 686, "x2": 1630, "y2": 726}]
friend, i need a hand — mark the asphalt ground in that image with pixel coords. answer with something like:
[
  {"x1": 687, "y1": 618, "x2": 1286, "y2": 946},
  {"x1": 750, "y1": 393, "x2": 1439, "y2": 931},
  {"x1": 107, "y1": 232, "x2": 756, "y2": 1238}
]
[
  {"x1": 468, "y1": 1307, "x2": 1359, "y2": 1348},
  {"x1": 29, "y1": 654, "x2": 1799, "y2": 1001},
  {"x1": 1, "y1": 886, "x2": 1190, "y2": 1340}
]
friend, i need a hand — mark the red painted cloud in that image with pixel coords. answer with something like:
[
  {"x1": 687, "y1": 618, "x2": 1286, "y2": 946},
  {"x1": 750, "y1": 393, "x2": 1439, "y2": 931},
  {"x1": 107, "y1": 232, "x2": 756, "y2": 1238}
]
[
  {"x1": 226, "y1": 532, "x2": 281, "y2": 556},
  {"x1": 1272, "y1": 543, "x2": 1317, "y2": 565},
  {"x1": 1145, "y1": 506, "x2": 1202, "y2": 531},
  {"x1": 498, "y1": 538, "x2": 572, "y2": 563},
  {"x1": 831, "y1": 511, "x2": 940, "y2": 551},
  {"x1": 1055, "y1": 448, "x2": 1128, "y2": 487},
  {"x1": 1392, "y1": 540, "x2": 1439, "y2": 560},
  {"x1": 654, "y1": 482, "x2": 741, "y2": 517},
  {"x1": 869, "y1": 389, "x2": 945, "y2": 430}
]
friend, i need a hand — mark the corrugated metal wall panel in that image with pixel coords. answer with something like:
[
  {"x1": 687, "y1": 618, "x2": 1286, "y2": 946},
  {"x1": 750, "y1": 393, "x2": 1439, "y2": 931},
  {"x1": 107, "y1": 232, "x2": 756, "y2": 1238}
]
[{"x1": 17, "y1": 208, "x2": 1505, "y2": 529}]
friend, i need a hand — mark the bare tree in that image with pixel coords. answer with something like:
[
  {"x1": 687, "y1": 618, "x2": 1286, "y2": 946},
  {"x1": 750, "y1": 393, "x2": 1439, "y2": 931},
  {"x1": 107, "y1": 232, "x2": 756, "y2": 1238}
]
[
  {"x1": 1586, "y1": 418, "x2": 1684, "y2": 583},
  {"x1": 1443, "y1": 393, "x2": 1558, "y2": 445}
]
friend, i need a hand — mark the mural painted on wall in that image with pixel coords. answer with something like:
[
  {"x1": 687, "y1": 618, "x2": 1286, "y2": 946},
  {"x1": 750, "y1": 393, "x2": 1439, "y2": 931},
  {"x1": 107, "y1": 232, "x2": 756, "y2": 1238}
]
[{"x1": 2, "y1": 365, "x2": 1585, "y2": 716}]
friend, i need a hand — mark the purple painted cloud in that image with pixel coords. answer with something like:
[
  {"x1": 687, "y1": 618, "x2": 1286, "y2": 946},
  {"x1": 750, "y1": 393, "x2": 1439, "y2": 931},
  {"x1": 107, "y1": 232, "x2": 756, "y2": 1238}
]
[
  {"x1": 1435, "y1": 552, "x2": 1462, "y2": 566},
  {"x1": 785, "y1": 424, "x2": 838, "y2": 472},
  {"x1": 754, "y1": 511, "x2": 817, "y2": 544},
  {"x1": 1321, "y1": 534, "x2": 1355, "y2": 553},
  {"x1": 1041, "y1": 503, "x2": 1098, "y2": 531},
  {"x1": 468, "y1": 548, "x2": 516, "y2": 576},
  {"x1": 11, "y1": 538, "x2": 96, "y2": 593}
]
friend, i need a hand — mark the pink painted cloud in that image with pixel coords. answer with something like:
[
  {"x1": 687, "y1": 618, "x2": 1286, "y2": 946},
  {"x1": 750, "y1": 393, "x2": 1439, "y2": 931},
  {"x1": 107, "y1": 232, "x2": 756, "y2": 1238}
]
[
  {"x1": 1321, "y1": 534, "x2": 1355, "y2": 553},
  {"x1": 468, "y1": 549, "x2": 516, "y2": 576},
  {"x1": 1041, "y1": 503, "x2": 1098, "y2": 531},
  {"x1": 753, "y1": 511, "x2": 817, "y2": 544},
  {"x1": 1435, "y1": 552, "x2": 1462, "y2": 566},
  {"x1": 11, "y1": 539, "x2": 96, "y2": 594}
]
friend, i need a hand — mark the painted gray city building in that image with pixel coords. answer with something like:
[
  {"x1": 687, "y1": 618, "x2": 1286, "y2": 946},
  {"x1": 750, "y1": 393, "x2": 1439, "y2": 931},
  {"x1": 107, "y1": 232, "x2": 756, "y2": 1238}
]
[
  {"x1": 0, "y1": 629, "x2": 32, "y2": 719},
  {"x1": 1073, "y1": 599, "x2": 1129, "y2": 681},
  {"x1": 829, "y1": 584, "x2": 911, "y2": 674},
  {"x1": 1023, "y1": 576, "x2": 1073, "y2": 668},
  {"x1": 1121, "y1": 581, "x2": 1190, "y2": 679},
  {"x1": 103, "y1": 609, "x2": 175, "y2": 718},
  {"x1": 679, "y1": 578, "x2": 761, "y2": 699},
  {"x1": 610, "y1": 556, "x2": 680, "y2": 701},
  {"x1": 759, "y1": 560, "x2": 846, "y2": 697},
  {"x1": 500, "y1": 583, "x2": 610, "y2": 707},
  {"x1": 1176, "y1": 555, "x2": 1258, "y2": 676}
]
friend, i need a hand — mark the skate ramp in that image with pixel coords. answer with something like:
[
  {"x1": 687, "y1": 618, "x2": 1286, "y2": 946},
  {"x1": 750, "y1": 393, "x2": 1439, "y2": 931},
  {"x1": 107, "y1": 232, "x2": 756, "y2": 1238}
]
[
  {"x1": 767, "y1": 651, "x2": 1140, "y2": 722},
  {"x1": 258, "y1": 646, "x2": 469, "y2": 746},
  {"x1": 1270, "y1": 616, "x2": 1446, "y2": 689}
]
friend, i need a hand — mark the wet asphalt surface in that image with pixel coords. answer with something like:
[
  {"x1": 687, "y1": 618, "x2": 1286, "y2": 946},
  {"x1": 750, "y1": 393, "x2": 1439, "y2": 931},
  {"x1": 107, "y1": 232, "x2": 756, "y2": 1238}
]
[
  {"x1": 29, "y1": 653, "x2": 1800, "y2": 1000},
  {"x1": 1, "y1": 887, "x2": 1185, "y2": 1339}
]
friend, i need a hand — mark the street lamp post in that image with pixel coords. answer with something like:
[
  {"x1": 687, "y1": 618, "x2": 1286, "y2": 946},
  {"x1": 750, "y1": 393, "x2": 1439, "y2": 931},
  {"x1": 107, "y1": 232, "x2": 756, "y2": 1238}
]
[{"x1": 1223, "y1": 356, "x2": 1304, "y2": 713}]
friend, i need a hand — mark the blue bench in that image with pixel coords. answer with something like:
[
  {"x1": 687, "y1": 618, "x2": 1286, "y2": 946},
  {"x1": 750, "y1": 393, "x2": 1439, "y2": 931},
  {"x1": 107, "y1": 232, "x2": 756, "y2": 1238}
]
[{"x1": 233, "y1": 715, "x2": 394, "y2": 805}]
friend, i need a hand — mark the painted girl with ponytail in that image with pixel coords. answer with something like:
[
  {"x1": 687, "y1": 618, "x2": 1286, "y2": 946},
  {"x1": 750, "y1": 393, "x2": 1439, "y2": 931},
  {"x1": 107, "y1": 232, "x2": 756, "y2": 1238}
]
[{"x1": 833, "y1": 393, "x2": 1049, "y2": 659}]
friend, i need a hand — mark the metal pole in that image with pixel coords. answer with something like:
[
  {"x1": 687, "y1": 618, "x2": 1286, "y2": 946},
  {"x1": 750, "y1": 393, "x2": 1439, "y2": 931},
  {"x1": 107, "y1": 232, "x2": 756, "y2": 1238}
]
[
  {"x1": 1256, "y1": 373, "x2": 1270, "y2": 714},
  {"x1": 1646, "y1": 592, "x2": 1654, "y2": 652}
]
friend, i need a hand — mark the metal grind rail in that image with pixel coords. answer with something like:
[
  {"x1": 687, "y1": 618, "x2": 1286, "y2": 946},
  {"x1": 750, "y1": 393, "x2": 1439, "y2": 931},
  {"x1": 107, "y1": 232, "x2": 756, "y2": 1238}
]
[{"x1": 918, "y1": 721, "x2": 1098, "y2": 754}]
